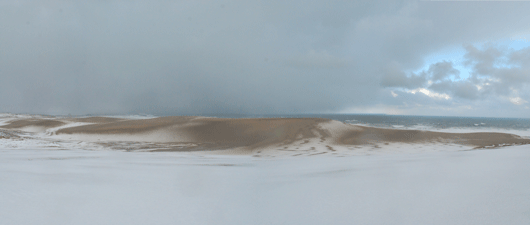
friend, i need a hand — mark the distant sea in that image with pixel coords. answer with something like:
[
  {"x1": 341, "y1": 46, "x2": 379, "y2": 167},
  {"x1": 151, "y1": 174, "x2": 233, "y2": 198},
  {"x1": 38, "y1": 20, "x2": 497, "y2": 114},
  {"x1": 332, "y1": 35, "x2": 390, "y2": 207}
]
[{"x1": 186, "y1": 114, "x2": 530, "y2": 131}]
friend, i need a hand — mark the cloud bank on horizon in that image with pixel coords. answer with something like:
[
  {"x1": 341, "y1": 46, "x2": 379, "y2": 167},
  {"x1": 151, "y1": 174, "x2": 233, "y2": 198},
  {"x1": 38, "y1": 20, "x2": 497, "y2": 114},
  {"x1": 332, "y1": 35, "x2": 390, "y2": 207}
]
[{"x1": 1, "y1": 0, "x2": 530, "y2": 117}]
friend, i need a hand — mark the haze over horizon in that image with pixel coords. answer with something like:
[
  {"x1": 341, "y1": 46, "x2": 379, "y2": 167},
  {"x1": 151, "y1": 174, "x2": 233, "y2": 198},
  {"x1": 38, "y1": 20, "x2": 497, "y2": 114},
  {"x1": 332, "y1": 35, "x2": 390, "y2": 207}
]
[{"x1": 2, "y1": 1, "x2": 530, "y2": 118}]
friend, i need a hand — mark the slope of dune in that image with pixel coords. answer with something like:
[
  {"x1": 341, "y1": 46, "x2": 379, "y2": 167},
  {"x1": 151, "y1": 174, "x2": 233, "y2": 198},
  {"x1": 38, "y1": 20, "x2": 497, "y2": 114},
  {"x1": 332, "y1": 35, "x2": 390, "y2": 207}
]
[
  {"x1": 1, "y1": 119, "x2": 65, "y2": 129},
  {"x1": 336, "y1": 126, "x2": 530, "y2": 147},
  {"x1": 1, "y1": 115, "x2": 529, "y2": 154}
]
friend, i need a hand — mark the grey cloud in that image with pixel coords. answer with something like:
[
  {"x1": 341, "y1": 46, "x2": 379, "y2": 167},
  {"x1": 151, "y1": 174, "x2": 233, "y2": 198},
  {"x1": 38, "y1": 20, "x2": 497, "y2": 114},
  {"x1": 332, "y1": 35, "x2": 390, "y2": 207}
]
[
  {"x1": 427, "y1": 79, "x2": 480, "y2": 100},
  {"x1": 380, "y1": 59, "x2": 460, "y2": 90},
  {"x1": 380, "y1": 62, "x2": 427, "y2": 89},
  {"x1": 2, "y1": 1, "x2": 530, "y2": 117},
  {"x1": 284, "y1": 50, "x2": 347, "y2": 68},
  {"x1": 464, "y1": 46, "x2": 530, "y2": 97},
  {"x1": 452, "y1": 81, "x2": 481, "y2": 100},
  {"x1": 428, "y1": 61, "x2": 460, "y2": 81},
  {"x1": 387, "y1": 45, "x2": 530, "y2": 105},
  {"x1": 379, "y1": 60, "x2": 459, "y2": 90},
  {"x1": 464, "y1": 45, "x2": 504, "y2": 76},
  {"x1": 509, "y1": 47, "x2": 530, "y2": 65}
]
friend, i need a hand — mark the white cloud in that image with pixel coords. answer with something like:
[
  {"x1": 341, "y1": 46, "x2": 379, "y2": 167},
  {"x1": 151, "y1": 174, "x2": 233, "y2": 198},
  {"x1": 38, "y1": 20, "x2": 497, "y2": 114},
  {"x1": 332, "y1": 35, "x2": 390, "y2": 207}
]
[
  {"x1": 509, "y1": 97, "x2": 527, "y2": 105},
  {"x1": 339, "y1": 105, "x2": 404, "y2": 115},
  {"x1": 407, "y1": 88, "x2": 451, "y2": 100}
]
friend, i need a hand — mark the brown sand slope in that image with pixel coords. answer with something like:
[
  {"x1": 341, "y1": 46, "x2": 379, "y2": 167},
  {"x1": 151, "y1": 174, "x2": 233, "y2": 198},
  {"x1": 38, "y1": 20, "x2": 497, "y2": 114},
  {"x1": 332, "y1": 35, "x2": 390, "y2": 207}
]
[
  {"x1": 66, "y1": 117, "x2": 126, "y2": 123},
  {"x1": 56, "y1": 117, "x2": 331, "y2": 149},
  {"x1": 58, "y1": 116, "x2": 198, "y2": 134},
  {"x1": 181, "y1": 118, "x2": 330, "y2": 149},
  {"x1": 0, "y1": 119, "x2": 65, "y2": 129},
  {"x1": 337, "y1": 126, "x2": 530, "y2": 148},
  {"x1": 3, "y1": 116, "x2": 529, "y2": 151}
]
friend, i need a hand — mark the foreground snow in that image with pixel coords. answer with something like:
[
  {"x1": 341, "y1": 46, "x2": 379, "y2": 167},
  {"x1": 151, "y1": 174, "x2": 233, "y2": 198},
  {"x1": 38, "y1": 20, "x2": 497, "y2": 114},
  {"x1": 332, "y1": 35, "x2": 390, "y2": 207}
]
[{"x1": 1, "y1": 146, "x2": 529, "y2": 225}]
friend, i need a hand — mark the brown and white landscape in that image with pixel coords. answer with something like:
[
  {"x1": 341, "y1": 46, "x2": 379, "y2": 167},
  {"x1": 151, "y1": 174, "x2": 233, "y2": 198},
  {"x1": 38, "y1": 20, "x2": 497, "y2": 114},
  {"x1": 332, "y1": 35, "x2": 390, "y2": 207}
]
[
  {"x1": 2, "y1": 115, "x2": 529, "y2": 156},
  {"x1": 2, "y1": 114, "x2": 530, "y2": 225},
  {"x1": 4, "y1": 1, "x2": 530, "y2": 224}
]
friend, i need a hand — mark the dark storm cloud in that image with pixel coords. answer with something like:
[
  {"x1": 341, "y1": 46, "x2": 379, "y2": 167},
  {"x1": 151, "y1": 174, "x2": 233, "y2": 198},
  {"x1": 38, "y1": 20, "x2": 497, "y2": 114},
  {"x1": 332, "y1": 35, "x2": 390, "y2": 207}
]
[{"x1": 1, "y1": 0, "x2": 530, "y2": 116}]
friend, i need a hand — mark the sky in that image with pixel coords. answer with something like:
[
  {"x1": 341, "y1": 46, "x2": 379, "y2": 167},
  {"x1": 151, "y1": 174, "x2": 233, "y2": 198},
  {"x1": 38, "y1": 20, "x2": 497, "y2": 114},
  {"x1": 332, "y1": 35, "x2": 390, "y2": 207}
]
[{"x1": 1, "y1": 0, "x2": 530, "y2": 117}]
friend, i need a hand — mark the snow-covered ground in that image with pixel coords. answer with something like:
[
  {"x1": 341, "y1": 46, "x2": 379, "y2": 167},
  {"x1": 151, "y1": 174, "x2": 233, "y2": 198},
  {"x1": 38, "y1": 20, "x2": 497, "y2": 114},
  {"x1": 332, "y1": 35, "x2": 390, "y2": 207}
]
[
  {"x1": 1, "y1": 145, "x2": 530, "y2": 225},
  {"x1": 2, "y1": 113, "x2": 529, "y2": 224}
]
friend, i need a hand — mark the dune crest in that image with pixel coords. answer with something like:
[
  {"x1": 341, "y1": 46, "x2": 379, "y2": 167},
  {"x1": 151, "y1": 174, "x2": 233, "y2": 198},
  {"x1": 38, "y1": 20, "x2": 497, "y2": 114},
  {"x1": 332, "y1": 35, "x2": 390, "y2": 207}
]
[{"x1": 2, "y1": 116, "x2": 529, "y2": 155}]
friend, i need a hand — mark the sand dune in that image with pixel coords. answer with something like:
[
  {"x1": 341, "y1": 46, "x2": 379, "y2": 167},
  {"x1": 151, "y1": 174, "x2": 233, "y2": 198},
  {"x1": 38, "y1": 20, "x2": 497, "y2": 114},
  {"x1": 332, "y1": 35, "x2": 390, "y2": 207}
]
[
  {"x1": 2, "y1": 116, "x2": 529, "y2": 154},
  {"x1": 1, "y1": 119, "x2": 65, "y2": 129},
  {"x1": 58, "y1": 116, "x2": 198, "y2": 134},
  {"x1": 337, "y1": 126, "x2": 530, "y2": 147},
  {"x1": 53, "y1": 117, "x2": 332, "y2": 151},
  {"x1": 64, "y1": 116, "x2": 126, "y2": 124}
]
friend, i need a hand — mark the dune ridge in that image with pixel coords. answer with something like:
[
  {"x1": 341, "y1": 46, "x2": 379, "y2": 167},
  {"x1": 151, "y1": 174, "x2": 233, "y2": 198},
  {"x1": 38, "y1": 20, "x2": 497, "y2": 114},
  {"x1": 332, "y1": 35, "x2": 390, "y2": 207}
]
[{"x1": 2, "y1": 116, "x2": 529, "y2": 154}]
